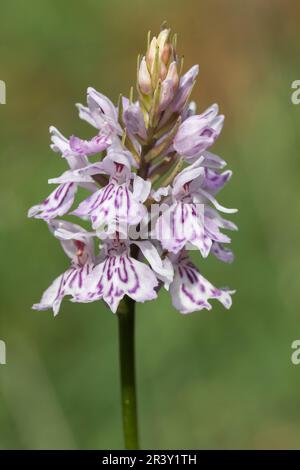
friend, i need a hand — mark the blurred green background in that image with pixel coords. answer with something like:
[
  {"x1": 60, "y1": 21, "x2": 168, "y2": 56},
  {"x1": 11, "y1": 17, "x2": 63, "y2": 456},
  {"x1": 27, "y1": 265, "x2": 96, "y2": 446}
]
[{"x1": 1, "y1": 0, "x2": 300, "y2": 449}]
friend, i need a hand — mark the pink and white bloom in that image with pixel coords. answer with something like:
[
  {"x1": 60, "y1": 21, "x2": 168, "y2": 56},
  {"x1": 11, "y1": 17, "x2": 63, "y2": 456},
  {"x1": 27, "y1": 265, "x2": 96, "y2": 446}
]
[
  {"x1": 32, "y1": 221, "x2": 96, "y2": 315},
  {"x1": 154, "y1": 159, "x2": 209, "y2": 256},
  {"x1": 71, "y1": 148, "x2": 150, "y2": 232},
  {"x1": 77, "y1": 237, "x2": 161, "y2": 313},
  {"x1": 155, "y1": 159, "x2": 237, "y2": 256}
]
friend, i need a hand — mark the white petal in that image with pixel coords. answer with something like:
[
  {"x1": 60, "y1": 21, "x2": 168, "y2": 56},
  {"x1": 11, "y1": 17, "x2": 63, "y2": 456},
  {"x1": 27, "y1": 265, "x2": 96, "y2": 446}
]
[
  {"x1": 199, "y1": 188, "x2": 238, "y2": 214},
  {"x1": 132, "y1": 174, "x2": 151, "y2": 203},
  {"x1": 151, "y1": 186, "x2": 171, "y2": 202},
  {"x1": 132, "y1": 240, "x2": 174, "y2": 285},
  {"x1": 76, "y1": 103, "x2": 98, "y2": 129},
  {"x1": 48, "y1": 169, "x2": 95, "y2": 185},
  {"x1": 32, "y1": 272, "x2": 66, "y2": 316},
  {"x1": 172, "y1": 158, "x2": 204, "y2": 196}
]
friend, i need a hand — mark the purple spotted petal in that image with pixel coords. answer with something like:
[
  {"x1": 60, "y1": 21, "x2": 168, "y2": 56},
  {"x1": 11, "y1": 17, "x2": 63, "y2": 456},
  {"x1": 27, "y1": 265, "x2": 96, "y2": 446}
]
[
  {"x1": 28, "y1": 183, "x2": 77, "y2": 220},
  {"x1": 169, "y1": 253, "x2": 234, "y2": 313},
  {"x1": 71, "y1": 182, "x2": 147, "y2": 229},
  {"x1": 65, "y1": 263, "x2": 93, "y2": 300},
  {"x1": 78, "y1": 247, "x2": 158, "y2": 313},
  {"x1": 155, "y1": 201, "x2": 211, "y2": 257},
  {"x1": 33, "y1": 263, "x2": 93, "y2": 316},
  {"x1": 211, "y1": 242, "x2": 234, "y2": 263}
]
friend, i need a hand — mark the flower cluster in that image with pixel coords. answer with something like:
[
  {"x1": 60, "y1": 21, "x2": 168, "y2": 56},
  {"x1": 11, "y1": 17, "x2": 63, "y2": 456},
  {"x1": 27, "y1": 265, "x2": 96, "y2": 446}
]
[{"x1": 29, "y1": 27, "x2": 237, "y2": 315}]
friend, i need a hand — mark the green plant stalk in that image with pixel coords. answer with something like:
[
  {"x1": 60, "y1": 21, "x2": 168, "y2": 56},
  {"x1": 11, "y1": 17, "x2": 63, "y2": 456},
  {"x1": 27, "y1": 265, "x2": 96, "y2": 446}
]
[{"x1": 117, "y1": 296, "x2": 139, "y2": 450}]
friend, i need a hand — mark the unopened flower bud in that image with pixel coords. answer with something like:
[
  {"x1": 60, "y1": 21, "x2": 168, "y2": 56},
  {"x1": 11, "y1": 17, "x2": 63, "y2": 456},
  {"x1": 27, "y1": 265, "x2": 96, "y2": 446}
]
[
  {"x1": 165, "y1": 61, "x2": 179, "y2": 91},
  {"x1": 171, "y1": 65, "x2": 199, "y2": 113},
  {"x1": 159, "y1": 62, "x2": 167, "y2": 81},
  {"x1": 159, "y1": 79, "x2": 174, "y2": 112},
  {"x1": 138, "y1": 57, "x2": 152, "y2": 95},
  {"x1": 157, "y1": 29, "x2": 171, "y2": 64},
  {"x1": 147, "y1": 37, "x2": 157, "y2": 69},
  {"x1": 147, "y1": 30, "x2": 172, "y2": 76},
  {"x1": 159, "y1": 63, "x2": 179, "y2": 112}
]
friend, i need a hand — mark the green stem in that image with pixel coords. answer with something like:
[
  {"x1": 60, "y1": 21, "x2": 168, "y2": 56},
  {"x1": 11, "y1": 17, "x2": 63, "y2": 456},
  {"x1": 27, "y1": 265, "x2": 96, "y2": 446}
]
[{"x1": 117, "y1": 296, "x2": 139, "y2": 450}]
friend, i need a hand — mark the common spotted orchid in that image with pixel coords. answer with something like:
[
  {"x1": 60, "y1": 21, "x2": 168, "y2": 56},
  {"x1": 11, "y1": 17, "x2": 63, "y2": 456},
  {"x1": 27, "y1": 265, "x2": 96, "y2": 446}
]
[{"x1": 29, "y1": 25, "x2": 237, "y2": 449}]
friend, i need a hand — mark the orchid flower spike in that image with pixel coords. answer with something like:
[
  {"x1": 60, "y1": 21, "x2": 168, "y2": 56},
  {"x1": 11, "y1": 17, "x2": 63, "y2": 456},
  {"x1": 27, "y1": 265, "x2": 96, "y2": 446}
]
[{"x1": 29, "y1": 26, "x2": 237, "y2": 316}]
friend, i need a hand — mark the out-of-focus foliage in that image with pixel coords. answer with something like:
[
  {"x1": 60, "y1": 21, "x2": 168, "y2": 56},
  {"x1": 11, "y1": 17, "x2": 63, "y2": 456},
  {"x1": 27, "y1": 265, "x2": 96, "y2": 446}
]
[{"x1": 0, "y1": 0, "x2": 300, "y2": 449}]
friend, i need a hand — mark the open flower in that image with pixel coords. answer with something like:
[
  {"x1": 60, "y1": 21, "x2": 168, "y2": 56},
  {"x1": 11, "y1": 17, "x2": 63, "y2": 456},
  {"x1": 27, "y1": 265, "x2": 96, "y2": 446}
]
[
  {"x1": 32, "y1": 221, "x2": 96, "y2": 315},
  {"x1": 76, "y1": 237, "x2": 160, "y2": 313},
  {"x1": 155, "y1": 158, "x2": 237, "y2": 257},
  {"x1": 71, "y1": 148, "x2": 150, "y2": 232}
]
